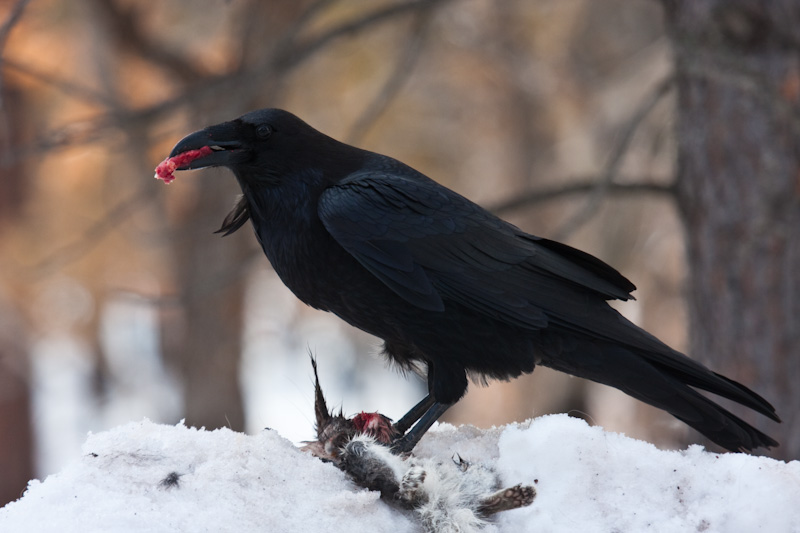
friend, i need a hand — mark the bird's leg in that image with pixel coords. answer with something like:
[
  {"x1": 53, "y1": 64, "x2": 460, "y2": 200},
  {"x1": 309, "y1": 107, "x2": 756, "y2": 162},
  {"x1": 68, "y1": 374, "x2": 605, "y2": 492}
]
[
  {"x1": 392, "y1": 394, "x2": 436, "y2": 435},
  {"x1": 390, "y1": 401, "x2": 452, "y2": 454}
]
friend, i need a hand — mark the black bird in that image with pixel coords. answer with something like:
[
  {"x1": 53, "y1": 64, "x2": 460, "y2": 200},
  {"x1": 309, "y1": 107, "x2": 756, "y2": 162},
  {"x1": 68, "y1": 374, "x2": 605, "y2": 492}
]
[{"x1": 162, "y1": 108, "x2": 779, "y2": 453}]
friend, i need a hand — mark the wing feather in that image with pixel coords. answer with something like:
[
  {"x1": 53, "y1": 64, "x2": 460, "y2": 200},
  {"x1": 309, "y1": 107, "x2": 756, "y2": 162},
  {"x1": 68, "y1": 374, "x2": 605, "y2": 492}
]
[{"x1": 318, "y1": 172, "x2": 636, "y2": 330}]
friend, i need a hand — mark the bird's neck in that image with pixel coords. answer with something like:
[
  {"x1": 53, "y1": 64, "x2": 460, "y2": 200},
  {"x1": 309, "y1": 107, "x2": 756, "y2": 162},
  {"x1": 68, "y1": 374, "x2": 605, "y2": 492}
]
[{"x1": 237, "y1": 169, "x2": 339, "y2": 306}]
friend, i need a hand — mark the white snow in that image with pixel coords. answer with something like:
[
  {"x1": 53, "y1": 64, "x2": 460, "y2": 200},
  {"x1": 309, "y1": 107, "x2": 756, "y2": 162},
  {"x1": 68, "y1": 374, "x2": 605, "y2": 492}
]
[{"x1": 1, "y1": 415, "x2": 798, "y2": 533}]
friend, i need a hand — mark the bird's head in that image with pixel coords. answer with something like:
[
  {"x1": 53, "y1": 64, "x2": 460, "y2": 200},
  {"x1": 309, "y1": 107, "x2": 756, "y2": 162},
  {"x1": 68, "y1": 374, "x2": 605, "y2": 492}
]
[
  {"x1": 157, "y1": 108, "x2": 367, "y2": 235},
  {"x1": 159, "y1": 108, "x2": 362, "y2": 187}
]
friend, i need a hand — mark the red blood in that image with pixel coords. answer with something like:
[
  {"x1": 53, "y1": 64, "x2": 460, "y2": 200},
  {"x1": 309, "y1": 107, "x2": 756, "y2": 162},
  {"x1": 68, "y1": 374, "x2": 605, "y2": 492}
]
[
  {"x1": 352, "y1": 412, "x2": 396, "y2": 444},
  {"x1": 154, "y1": 146, "x2": 213, "y2": 184}
]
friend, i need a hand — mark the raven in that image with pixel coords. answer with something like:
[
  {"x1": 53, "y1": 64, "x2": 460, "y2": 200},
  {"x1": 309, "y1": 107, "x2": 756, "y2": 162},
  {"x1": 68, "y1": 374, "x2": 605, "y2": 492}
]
[{"x1": 162, "y1": 108, "x2": 779, "y2": 453}]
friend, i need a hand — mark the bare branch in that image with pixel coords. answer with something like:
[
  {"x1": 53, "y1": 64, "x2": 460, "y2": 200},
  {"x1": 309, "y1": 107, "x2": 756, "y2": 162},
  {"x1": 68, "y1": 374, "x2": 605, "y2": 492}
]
[
  {"x1": 489, "y1": 179, "x2": 675, "y2": 216},
  {"x1": 3, "y1": 57, "x2": 115, "y2": 106},
  {"x1": 24, "y1": 185, "x2": 157, "y2": 280},
  {"x1": 0, "y1": 114, "x2": 123, "y2": 168},
  {"x1": 111, "y1": 248, "x2": 262, "y2": 310},
  {"x1": 345, "y1": 5, "x2": 434, "y2": 145},
  {"x1": 0, "y1": 0, "x2": 33, "y2": 113},
  {"x1": 552, "y1": 76, "x2": 674, "y2": 240},
  {"x1": 270, "y1": 0, "x2": 341, "y2": 54},
  {"x1": 89, "y1": 0, "x2": 205, "y2": 83},
  {"x1": 0, "y1": 0, "x2": 31, "y2": 52},
  {"x1": 278, "y1": 0, "x2": 453, "y2": 71}
]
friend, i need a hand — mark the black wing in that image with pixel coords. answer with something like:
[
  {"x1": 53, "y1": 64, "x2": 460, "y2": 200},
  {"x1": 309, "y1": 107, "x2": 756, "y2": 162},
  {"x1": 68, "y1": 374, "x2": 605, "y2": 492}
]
[{"x1": 318, "y1": 172, "x2": 635, "y2": 331}]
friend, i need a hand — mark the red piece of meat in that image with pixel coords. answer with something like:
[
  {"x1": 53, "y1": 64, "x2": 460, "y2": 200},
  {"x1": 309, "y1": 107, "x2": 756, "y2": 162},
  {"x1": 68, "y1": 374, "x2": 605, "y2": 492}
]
[
  {"x1": 154, "y1": 146, "x2": 213, "y2": 184},
  {"x1": 352, "y1": 411, "x2": 396, "y2": 444}
]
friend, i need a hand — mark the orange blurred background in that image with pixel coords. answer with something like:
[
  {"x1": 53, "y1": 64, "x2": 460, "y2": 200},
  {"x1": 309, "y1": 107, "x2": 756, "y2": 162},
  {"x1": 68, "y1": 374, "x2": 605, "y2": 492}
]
[{"x1": 0, "y1": 0, "x2": 684, "y2": 505}]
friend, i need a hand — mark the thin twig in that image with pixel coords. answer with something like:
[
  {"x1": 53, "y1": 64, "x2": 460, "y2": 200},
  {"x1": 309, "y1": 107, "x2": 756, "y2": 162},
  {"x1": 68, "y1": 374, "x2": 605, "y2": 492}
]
[
  {"x1": 345, "y1": 6, "x2": 435, "y2": 144},
  {"x1": 111, "y1": 246, "x2": 262, "y2": 310},
  {"x1": 552, "y1": 76, "x2": 674, "y2": 240},
  {"x1": 278, "y1": 0, "x2": 453, "y2": 71},
  {"x1": 229, "y1": 0, "x2": 343, "y2": 109},
  {"x1": 0, "y1": 114, "x2": 122, "y2": 168},
  {"x1": 0, "y1": 0, "x2": 33, "y2": 151},
  {"x1": 3, "y1": 57, "x2": 115, "y2": 106},
  {"x1": 0, "y1": 0, "x2": 31, "y2": 52},
  {"x1": 26, "y1": 185, "x2": 156, "y2": 279},
  {"x1": 270, "y1": 0, "x2": 340, "y2": 57},
  {"x1": 240, "y1": 0, "x2": 455, "y2": 108},
  {"x1": 90, "y1": 0, "x2": 204, "y2": 83},
  {"x1": 489, "y1": 179, "x2": 675, "y2": 216}
]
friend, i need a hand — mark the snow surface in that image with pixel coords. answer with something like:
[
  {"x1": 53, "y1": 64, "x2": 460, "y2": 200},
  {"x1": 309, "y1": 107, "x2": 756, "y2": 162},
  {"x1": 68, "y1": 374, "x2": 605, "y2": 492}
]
[{"x1": 1, "y1": 415, "x2": 798, "y2": 533}]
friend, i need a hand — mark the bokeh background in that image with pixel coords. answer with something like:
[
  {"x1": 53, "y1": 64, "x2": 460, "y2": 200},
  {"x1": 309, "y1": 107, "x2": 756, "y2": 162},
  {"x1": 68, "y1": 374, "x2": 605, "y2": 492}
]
[{"x1": 1, "y1": 0, "x2": 797, "y2": 506}]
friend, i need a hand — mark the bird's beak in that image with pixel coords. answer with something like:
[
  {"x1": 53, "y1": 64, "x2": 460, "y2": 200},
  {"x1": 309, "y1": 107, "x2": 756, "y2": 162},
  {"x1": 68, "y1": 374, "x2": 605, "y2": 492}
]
[{"x1": 168, "y1": 122, "x2": 242, "y2": 170}]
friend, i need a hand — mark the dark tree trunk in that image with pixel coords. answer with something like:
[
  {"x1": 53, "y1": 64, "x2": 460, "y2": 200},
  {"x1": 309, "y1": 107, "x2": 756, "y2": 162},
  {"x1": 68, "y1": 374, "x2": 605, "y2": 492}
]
[
  {"x1": 162, "y1": 173, "x2": 250, "y2": 432},
  {"x1": 0, "y1": 299, "x2": 33, "y2": 506},
  {"x1": 662, "y1": 0, "x2": 800, "y2": 458},
  {"x1": 0, "y1": 83, "x2": 34, "y2": 505}
]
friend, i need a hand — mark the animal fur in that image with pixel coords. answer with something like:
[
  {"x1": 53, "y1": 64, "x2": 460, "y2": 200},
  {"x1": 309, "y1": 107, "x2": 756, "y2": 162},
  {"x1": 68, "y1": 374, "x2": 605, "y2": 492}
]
[{"x1": 302, "y1": 357, "x2": 535, "y2": 532}]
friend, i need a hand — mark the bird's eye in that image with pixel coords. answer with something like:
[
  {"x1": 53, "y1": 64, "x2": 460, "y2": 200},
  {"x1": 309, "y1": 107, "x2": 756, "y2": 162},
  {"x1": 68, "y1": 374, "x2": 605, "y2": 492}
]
[{"x1": 256, "y1": 124, "x2": 272, "y2": 139}]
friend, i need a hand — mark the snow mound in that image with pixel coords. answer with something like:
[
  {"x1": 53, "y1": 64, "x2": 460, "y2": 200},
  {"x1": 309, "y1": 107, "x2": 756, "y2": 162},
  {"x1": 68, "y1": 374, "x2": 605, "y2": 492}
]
[{"x1": 1, "y1": 415, "x2": 798, "y2": 533}]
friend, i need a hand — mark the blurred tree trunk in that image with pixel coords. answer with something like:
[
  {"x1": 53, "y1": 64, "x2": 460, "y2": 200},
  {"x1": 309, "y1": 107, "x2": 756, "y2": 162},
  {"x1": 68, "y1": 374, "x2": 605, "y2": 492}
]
[
  {"x1": 661, "y1": 0, "x2": 800, "y2": 458},
  {"x1": 165, "y1": 178, "x2": 250, "y2": 431},
  {"x1": 0, "y1": 300, "x2": 32, "y2": 506},
  {"x1": 0, "y1": 84, "x2": 33, "y2": 505},
  {"x1": 86, "y1": 0, "x2": 251, "y2": 432}
]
